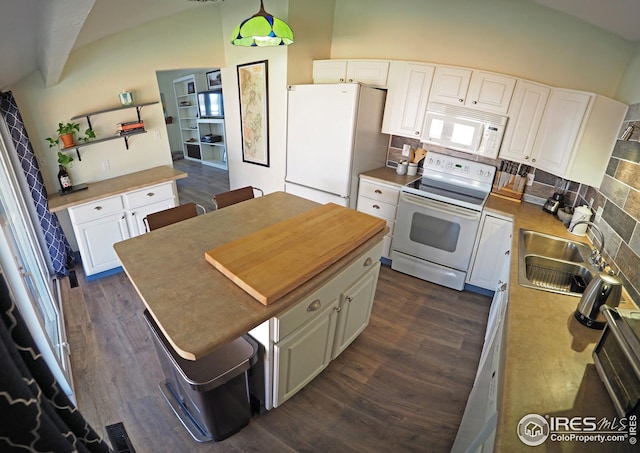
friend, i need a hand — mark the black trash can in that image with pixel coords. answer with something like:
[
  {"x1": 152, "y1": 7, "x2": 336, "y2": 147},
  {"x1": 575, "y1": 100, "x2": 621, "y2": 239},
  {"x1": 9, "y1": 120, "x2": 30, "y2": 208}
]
[{"x1": 144, "y1": 310, "x2": 258, "y2": 442}]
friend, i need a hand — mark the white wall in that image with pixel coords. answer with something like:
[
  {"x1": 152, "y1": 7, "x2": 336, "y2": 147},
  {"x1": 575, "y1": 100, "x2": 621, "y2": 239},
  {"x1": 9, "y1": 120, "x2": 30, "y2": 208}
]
[
  {"x1": 7, "y1": 0, "x2": 640, "y2": 210},
  {"x1": 330, "y1": 0, "x2": 635, "y2": 99},
  {"x1": 615, "y1": 42, "x2": 640, "y2": 104},
  {"x1": 219, "y1": 0, "x2": 291, "y2": 194},
  {"x1": 11, "y1": 6, "x2": 226, "y2": 190}
]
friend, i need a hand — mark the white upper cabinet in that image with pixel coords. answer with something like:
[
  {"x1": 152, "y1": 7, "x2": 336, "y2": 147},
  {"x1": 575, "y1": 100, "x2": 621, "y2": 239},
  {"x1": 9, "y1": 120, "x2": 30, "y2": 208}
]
[
  {"x1": 499, "y1": 80, "x2": 551, "y2": 164},
  {"x1": 382, "y1": 61, "x2": 436, "y2": 138},
  {"x1": 430, "y1": 66, "x2": 472, "y2": 105},
  {"x1": 313, "y1": 60, "x2": 390, "y2": 87},
  {"x1": 530, "y1": 89, "x2": 591, "y2": 175},
  {"x1": 430, "y1": 66, "x2": 516, "y2": 114},
  {"x1": 529, "y1": 89, "x2": 627, "y2": 187}
]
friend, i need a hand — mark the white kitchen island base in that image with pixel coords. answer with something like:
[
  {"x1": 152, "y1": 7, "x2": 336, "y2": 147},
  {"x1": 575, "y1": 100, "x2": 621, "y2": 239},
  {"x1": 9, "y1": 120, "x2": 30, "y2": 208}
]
[{"x1": 250, "y1": 240, "x2": 383, "y2": 410}]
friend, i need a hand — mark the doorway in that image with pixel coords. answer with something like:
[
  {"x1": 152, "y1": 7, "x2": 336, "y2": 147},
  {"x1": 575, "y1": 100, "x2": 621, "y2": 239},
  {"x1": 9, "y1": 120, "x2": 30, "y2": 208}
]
[{"x1": 156, "y1": 69, "x2": 230, "y2": 210}]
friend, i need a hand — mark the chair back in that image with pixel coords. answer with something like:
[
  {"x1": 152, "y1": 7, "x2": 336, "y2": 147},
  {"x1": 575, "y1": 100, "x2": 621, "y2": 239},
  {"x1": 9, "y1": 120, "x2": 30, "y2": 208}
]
[
  {"x1": 213, "y1": 186, "x2": 256, "y2": 209},
  {"x1": 144, "y1": 202, "x2": 199, "y2": 232}
]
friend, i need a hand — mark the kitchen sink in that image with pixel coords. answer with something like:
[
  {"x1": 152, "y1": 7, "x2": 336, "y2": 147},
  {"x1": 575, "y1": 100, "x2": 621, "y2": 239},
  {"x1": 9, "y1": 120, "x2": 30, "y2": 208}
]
[
  {"x1": 520, "y1": 230, "x2": 591, "y2": 262},
  {"x1": 518, "y1": 229, "x2": 596, "y2": 297}
]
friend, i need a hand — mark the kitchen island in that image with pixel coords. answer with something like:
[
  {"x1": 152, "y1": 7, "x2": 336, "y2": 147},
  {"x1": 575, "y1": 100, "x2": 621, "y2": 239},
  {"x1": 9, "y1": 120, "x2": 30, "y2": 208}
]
[{"x1": 113, "y1": 191, "x2": 386, "y2": 361}]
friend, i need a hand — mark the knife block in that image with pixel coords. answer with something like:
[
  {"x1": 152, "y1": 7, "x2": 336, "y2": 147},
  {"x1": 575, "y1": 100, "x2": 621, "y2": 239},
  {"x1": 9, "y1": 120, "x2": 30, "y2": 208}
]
[{"x1": 491, "y1": 170, "x2": 525, "y2": 202}]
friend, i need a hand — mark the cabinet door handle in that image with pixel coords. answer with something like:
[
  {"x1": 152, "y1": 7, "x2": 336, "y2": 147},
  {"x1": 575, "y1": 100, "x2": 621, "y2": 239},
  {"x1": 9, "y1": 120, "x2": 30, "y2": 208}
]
[
  {"x1": 94, "y1": 206, "x2": 102, "y2": 211},
  {"x1": 345, "y1": 296, "x2": 354, "y2": 303},
  {"x1": 505, "y1": 250, "x2": 510, "y2": 255},
  {"x1": 121, "y1": 215, "x2": 126, "y2": 220},
  {"x1": 374, "y1": 189, "x2": 382, "y2": 194},
  {"x1": 147, "y1": 192, "x2": 155, "y2": 197},
  {"x1": 307, "y1": 299, "x2": 321, "y2": 312},
  {"x1": 414, "y1": 131, "x2": 420, "y2": 136},
  {"x1": 363, "y1": 257, "x2": 373, "y2": 267},
  {"x1": 458, "y1": 98, "x2": 464, "y2": 103},
  {"x1": 335, "y1": 306, "x2": 341, "y2": 313},
  {"x1": 472, "y1": 100, "x2": 477, "y2": 104},
  {"x1": 372, "y1": 204, "x2": 380, "y2": 209}
]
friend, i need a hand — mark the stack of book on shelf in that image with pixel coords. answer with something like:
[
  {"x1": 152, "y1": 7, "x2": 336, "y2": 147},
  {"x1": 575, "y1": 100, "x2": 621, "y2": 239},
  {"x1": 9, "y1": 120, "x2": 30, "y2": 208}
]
[{"x1": 117, "y1": 121, "x2": 145, "y2": 135}]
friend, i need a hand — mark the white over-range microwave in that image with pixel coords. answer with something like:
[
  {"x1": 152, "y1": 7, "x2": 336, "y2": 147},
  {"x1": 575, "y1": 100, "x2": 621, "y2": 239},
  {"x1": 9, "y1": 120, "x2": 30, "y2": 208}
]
[{"x1": 421, "y1": 102, "x2": 508, "y2": 158}]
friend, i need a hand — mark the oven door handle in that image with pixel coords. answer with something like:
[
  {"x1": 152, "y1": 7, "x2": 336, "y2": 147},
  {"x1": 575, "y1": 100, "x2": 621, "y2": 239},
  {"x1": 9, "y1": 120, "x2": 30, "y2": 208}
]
[{"x1": 400, "y1": 192, "x2": 481, "y2": 220}]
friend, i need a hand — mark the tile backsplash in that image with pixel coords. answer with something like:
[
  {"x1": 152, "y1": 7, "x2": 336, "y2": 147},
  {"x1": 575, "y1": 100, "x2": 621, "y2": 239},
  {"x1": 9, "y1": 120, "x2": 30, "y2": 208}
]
[
  {"x1": 581, "y1": 103, "x2": 640, "y2": 305},
  {"x1": 386, "y1": 111, "x2": 640, "y2": 305},
  {"x1": 386, "y1": 136, "x2": 583, "y2": 207}
]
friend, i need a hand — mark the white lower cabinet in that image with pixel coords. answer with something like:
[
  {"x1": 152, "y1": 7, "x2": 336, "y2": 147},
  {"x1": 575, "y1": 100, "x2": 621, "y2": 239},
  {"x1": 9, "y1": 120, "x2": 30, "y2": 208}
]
[
  {"x1": 452, "y1": 256, "x2": 510, "y2": 453},
  {"x1": 274, "y1": 297, "x2": 339, "y2": 406},
  {"x1": 251, "y1": 240, "x2": 383, "y2": 410},
  {"x1": 68, "y1": 181, "x2": 177, "y2": 277},
  {"x1": 332, "y1": 266, "x2": 379, "y2": 359},
  {"x1": 74, "y1": 210, "x2": 130, "y2": 276},
  {"x1": 467, "y1": 212, "x2": 513, "y2": 291},
  {"x1": 356, "y1": 178, "x2": 400, "y2": 259}
]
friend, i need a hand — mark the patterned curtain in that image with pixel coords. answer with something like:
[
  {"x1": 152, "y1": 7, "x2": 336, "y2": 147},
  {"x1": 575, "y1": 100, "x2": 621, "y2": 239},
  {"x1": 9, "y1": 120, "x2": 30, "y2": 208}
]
[
  {"x1": 0, "y1": 91, "x2": 73, "y2": 277},
  {"x1": 0, "y1": 275, "x2": 112, "y2": 452}
]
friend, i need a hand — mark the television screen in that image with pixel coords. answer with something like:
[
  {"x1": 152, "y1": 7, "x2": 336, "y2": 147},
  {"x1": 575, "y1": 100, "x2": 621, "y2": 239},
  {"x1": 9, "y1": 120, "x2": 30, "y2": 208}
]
[{"x1": 198, "y1": 90, "x2": 224, "y2": 119}]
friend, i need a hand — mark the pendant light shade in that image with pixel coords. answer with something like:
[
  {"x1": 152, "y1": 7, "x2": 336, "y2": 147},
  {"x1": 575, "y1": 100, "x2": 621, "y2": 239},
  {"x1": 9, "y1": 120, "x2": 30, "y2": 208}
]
[{"x1": 231, "y1": 0, "x2": 294, "y2": 47}]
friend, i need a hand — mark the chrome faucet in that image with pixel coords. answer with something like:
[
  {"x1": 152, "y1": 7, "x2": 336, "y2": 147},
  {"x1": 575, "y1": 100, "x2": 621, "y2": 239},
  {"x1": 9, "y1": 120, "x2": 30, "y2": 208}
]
[{"x1": 569, "y1": 221, "x2": 606, "y2": 270}]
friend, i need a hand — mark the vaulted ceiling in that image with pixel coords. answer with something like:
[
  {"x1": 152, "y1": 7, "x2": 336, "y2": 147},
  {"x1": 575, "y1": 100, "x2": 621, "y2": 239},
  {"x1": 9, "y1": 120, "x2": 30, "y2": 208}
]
[
  {"x1": 0, "y1": 0, "x2": 219, "y2": 90},
  {"x1": 0, "y1": 0, "x2": 638, "y2": 91}
]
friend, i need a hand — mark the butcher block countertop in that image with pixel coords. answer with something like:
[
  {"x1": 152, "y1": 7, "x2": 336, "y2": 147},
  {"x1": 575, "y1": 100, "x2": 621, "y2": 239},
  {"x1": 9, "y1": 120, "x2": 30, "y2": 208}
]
[
  {"x1": 361, "y1": 167, "x2": 638, "y2": 452},
  {"x1": 48, "y1": 165, "x2": 187, "y2": 212},
  {"x1": 114, "y1": 192, "x2": 386, "y2": 361},
  {"x1": 205, "y1": 203, "x2": 385, "y2": 305}
]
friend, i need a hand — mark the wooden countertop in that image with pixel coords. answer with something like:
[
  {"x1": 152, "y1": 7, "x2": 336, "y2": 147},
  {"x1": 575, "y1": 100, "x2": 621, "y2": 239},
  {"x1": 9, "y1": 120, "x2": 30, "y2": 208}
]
[
  {"x1": 114, "y1": 192, "x2": 386, "y2": 361},
  {"x1": 360, "y1": 167, "x2": 637, "y2": 452},
  {"x1": 48, "y1": 166, "x2": 187, "y2": 212}
]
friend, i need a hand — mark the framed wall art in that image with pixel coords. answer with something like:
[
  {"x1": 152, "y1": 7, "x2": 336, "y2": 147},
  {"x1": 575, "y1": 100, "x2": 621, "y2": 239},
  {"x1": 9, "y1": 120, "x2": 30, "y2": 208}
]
[
  {"x1": 206, "y1": 70, "x2": 222, "y2": 90},
  {"x1": 237, "y1": 60, "x2": 269, "y2": 167}
]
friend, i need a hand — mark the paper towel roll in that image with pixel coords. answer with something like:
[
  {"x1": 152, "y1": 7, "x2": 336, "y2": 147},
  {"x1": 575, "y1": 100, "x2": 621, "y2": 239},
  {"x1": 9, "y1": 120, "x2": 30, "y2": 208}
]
[{"x1": 568, "y1": 206, "x2": 592, "y2": 235}]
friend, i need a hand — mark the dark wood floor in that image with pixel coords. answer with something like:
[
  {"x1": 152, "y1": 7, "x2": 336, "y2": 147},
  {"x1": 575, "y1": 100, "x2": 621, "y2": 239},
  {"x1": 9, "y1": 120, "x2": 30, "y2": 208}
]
[
  {"x1": 62, "y1": 259, "x2": 491, "y2": 452},
  {"x1": 173, "y1": 158, "x2": 230, "y2": 213}
]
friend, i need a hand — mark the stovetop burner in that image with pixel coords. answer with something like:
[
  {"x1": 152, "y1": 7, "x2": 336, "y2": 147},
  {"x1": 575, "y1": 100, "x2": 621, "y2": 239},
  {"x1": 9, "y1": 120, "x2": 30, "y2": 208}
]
[{"x1": 402, "y1": 152, "x2": 496, "y2": 211}]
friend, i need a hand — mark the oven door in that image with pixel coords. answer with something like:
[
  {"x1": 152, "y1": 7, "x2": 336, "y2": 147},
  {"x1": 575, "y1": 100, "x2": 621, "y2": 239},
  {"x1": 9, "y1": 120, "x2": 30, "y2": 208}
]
[{"x1": 393, "y1": 192, "x2": 481, "y2": 271}]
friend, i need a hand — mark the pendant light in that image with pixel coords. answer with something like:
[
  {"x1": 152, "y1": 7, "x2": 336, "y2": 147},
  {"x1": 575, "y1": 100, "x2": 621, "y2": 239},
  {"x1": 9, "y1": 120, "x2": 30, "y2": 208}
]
[{"x1": 231, "y1": 0, "x2": 294, "y2": 47}]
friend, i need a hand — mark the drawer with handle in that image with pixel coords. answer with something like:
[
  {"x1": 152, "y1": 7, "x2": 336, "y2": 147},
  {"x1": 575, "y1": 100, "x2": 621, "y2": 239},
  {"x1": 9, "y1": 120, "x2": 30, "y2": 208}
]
[
  {"x1": 124, "y1": 182, "x2": 175, "y2": 209},
  {"x1": 273, "y1": 240, "x2": 383, "y2": 342},
  {"x1": 68, "y1": 195, "x2": 124, "y2": 223},
  {"x1": 358, "y1": 180, "x2": 400, "y2": 205},
  {"x1": 357, "y1": 196, "x2": 397, "y2": 221}
]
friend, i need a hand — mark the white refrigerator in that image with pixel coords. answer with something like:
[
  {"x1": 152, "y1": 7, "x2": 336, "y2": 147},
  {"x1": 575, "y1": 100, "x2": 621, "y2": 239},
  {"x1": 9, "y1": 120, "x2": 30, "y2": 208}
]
[{"x1": 285, "y1": 83, "x2": 389, "y2": 208}]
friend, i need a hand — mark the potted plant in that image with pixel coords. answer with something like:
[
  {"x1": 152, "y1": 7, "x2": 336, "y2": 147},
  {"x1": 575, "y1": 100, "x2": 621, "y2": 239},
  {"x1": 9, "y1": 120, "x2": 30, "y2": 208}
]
[
  {"x1": 57, "y1": 151, "x2": 74, "y2": 167},
  {"x1": 46, "y1": 122, "x2": 96, "y2": 149}
]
